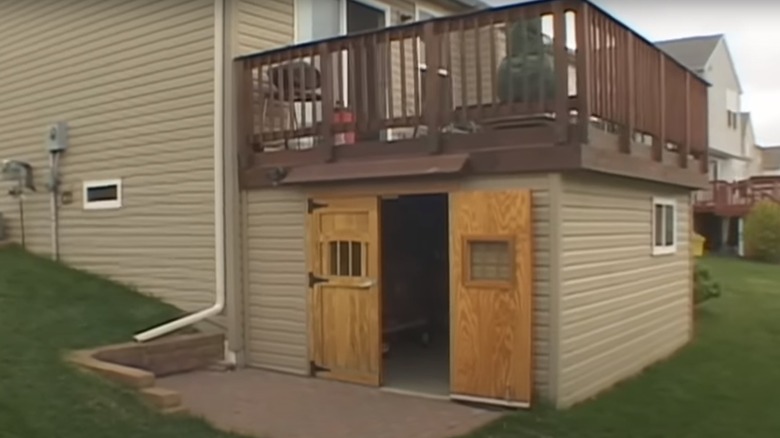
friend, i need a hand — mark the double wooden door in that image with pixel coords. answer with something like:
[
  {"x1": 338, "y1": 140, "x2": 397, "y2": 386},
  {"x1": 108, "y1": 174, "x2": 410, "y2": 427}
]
[{"x1": 308, "y1": 191, "x2": 533, "y2": 407}]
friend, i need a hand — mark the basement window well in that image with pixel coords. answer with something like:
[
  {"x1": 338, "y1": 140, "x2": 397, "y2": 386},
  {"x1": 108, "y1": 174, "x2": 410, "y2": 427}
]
[{"x1": 83, "y1": 179, "x2": 122, "y2": 210}]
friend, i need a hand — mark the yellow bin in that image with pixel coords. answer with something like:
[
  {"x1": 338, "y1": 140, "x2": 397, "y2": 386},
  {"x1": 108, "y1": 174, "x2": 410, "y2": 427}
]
[{"x1": 692, "y1": 233, "x2": 705, "y2": 257}]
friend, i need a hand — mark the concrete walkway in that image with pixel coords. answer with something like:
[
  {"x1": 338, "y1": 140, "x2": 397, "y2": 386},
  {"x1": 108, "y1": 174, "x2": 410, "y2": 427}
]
[{"x1": 160, "y1": 369, "x2": 503, "y2": 438}]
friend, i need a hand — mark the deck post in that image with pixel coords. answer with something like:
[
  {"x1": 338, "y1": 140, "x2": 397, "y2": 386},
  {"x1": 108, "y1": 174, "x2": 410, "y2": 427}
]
[
  {"x1": 423, "y1": 21, "x2": 443, "y2": 154},
  {"x1": 720, "y1": 217, "x2": 730, "y2": 255},
  {"x1": 574, "y1": 1, "x2": 591, "y2": 145},
  {"x1": 737, "y1": 217, "x2": 745, "y2": 257},
  {"x1": 552, "y1": 0, "x2": 569, "y2": 145}
]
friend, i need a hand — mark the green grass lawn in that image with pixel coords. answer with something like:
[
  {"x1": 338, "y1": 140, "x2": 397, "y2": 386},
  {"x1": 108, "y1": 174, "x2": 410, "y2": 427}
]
[
  {"x1": 2, "y1": 246, "x2": 779, "y2": 438},
  {"x1": 0, "y1": 246, "x2": 245, "y2": 438},
  {"x1": 467, "y1": 256, "x2": 780, "y2": 438}
]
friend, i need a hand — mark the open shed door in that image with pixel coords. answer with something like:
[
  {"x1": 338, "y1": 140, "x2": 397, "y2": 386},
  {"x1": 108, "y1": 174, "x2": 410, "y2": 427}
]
[
  {"x1": 308, "y1": 197, "x2": 382, "y2": 386},
  {"x1": 450, "y1": 190, "x2": 533, "y2": 408}
]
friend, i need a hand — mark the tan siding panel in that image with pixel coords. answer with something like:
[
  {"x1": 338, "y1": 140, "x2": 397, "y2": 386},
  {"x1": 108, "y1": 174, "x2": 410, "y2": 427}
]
[
  {"x1": 558, "y1": 173, "x2": 692, "y2": 407},
  {"x1": 236, "y1": 0, "x2": 294, "y2": 54},
  {"x1": 244, "y1": 189, "x2": 309, "y2": 374},
  {"x1": 0, "y1": 0, "x2": 216, "y2": 312}
]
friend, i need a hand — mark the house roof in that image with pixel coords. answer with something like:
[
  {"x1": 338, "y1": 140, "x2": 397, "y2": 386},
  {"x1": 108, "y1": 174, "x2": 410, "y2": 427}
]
[{"x1": 655, "y1": 34, "x2": 723, "y2": 70}]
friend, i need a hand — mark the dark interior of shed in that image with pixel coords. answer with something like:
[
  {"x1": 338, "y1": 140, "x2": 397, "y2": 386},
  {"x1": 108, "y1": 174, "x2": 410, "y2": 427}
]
[{"x1": 380, "y1": 193, "x2": 450, "y2": 395}]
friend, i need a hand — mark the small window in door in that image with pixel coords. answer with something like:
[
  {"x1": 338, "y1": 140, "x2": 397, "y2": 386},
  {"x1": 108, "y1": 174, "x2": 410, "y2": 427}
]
[
  {"x1": 328, "y1": 241, "x2": 365, "y2": 277},
  {"x1": 464, "y1": 237, "x2": 515, "y2": 286}
]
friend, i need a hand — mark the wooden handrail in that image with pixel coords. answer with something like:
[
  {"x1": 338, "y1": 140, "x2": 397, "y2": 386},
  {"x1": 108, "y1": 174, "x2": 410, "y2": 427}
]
[
  {"x1": 694, "y1": 178, "x2": 780, "y2": 214},
  {"x1": 235, "y1": 0, "x2": 708, "y2": 173}
]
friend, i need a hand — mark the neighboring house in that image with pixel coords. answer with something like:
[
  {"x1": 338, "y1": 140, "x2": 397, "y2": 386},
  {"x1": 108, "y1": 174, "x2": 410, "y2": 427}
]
[
  {"x1": 739, "y1": 112, "x2": 760, "y2": 177},
  {"x1": 756, "y1": 146, "x2": 780, "y2": 176},
  {"x1": 658, "y1": 34, "x2": 773, "y2": 255},
  {"x1": 0, "y1": 0, "x2": 708, "y2": 410},
  {"x1": 657, "y1": 34, "x2": 751, "y2": 182}
]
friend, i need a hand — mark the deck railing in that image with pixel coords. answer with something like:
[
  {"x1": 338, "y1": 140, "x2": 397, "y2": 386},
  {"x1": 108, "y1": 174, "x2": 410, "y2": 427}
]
[
  {"x1": 235, "y1": 0, "x2": 708, "y2": 171},
  {"x1": 694, "y1": 177, "x2": 780, "y2": 215}
]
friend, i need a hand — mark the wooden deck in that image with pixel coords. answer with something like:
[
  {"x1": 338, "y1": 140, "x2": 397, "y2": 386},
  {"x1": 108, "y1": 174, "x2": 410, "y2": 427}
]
[
  {"x1": 694, "y1": 176, "x2": 780, "y2": 217},
  {"x1": 234, "y1": 0, "x2": 709, "y2": 188}
]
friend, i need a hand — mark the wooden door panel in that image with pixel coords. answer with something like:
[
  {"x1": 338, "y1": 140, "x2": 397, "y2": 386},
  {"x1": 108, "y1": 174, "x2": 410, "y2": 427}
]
[
  {"x1": 309, "y1": 197, "x2": 381, "y2": 386},
  {"x1": 450, "y1": 190, "x2": 533, "y2": 407}
]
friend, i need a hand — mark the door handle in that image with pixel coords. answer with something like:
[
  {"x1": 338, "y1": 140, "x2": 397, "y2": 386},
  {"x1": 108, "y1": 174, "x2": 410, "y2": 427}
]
[{"x1": 357, "y1": 279, "x2": 375, "y2": 288}]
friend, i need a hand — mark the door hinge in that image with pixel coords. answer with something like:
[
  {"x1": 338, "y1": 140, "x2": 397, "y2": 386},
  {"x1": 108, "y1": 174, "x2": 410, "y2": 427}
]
[
  {"x1": 310, "y1": 360, "x2": 331, "y2": 374},
  {"x1": 308, "y1": 199, "x2": 328, "y2": 213},
  {"x1": 309, "y1": 272, "x2": 328, "y2": 288}
]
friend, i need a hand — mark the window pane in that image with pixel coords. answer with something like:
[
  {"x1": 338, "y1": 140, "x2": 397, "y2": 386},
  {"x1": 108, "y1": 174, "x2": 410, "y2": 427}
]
[
  {"x1": 338, "y1": 241, "x2": 350, "y2": 276},
  {"x1": 327, "y1": 240, "x2": 364, "y2": 277},
  {"x1": 664, "y1": 205, "x2": 675, "y2": 246},
  {"x1": 350, "y1": 241, "x2": 363, "y2": 276},
  {"x1": 469, "y1": 240, "x2": 512, "y2": 282},
  {"x1": 86, "y1": 185, "x2": 118, "y2": 202},
  {"x1": 654, "y1": 204, "x2": 664, "y2": 246}
]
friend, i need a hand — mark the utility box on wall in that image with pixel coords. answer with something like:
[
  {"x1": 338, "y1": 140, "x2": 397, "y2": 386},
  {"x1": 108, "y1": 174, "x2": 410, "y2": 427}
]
[{"x1": 47, "y1": 121, "x2": 68, "y2": 152}]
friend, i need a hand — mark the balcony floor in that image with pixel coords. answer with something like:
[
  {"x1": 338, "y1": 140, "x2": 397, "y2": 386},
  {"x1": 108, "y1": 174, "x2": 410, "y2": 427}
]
[{"x1": 241, "y1": 123, "x2": 708, "y2": 191}]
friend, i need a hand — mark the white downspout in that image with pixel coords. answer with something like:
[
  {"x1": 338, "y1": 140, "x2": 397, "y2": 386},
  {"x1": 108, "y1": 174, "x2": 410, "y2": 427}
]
[{"x1": 134, "y1": 0, "x2": 227, "y2": 343}]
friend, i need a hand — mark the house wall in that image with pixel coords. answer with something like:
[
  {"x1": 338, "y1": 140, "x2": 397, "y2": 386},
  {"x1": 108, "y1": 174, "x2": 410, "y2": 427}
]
[
  {"x1": 289, "y1": 0, "x2": 498, "y2": 136},
  {"x1": 0, "y1": 0, "x2": 217, "y2": 312},
  {"x1": 556, "y1": 172, "x2": 693, "y2": 408},
  {"x1": 710, "y1": 155, "x2": 749, "y2": 182},
  {"x1": 242, "y1": 174, "x2": 557, "y2": 400},
  {"x1": 760, "y1": 147, "x2": 780, "y2": 174},
  {"x1": 748, "y1": 145, "x2": 764, "y2": 177},
  {"x1": 236, "y1": 0, "x2": 294, "y2": 53},
  {"x1": 703, "y1": 39, "x2": 746, "y2": 179}
]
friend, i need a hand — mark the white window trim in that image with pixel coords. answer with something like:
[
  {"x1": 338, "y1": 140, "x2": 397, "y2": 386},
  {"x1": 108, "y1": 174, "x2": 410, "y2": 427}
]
[
  {"x1": 652, "y1": 197, "x2": 677, "y2": 256},
  {"x1": 83, "y1": 179, "x2": 122, "y2": 211}
]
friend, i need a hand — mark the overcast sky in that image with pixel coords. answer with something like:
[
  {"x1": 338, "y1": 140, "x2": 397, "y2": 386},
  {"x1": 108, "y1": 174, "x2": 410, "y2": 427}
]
[{"x1": 485, "y1": 0, "x2": 780, "y2": 146}]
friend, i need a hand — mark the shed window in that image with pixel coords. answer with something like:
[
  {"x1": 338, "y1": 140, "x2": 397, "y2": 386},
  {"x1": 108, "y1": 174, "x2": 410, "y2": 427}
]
[
  {"x1": 652, "y1": 197, "x2": 677, "y2": 255},
  {"x1": 464, "y1": 237, "x2": 514, "y2": 286},
  {"x1": 328, "y1": 240, "x2": 365, "y2": 277},
  {"x1": 83, "y1": 179, "x2": 122, "y2": 210}
]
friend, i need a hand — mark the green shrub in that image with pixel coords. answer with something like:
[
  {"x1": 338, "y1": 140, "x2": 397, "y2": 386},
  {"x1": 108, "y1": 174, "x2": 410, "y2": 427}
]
[
  {"x1": 744, "y1": 200, "x2": 780, "y2": 263},
  {"x1": 694, "y1": 263, "x2": 722, "y2": 305}
]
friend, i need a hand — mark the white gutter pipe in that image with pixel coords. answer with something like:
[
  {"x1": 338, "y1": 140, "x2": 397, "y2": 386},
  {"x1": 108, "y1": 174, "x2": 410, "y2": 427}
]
[{"x1": 134, "y1": 0, "x2": 227, "y2": 343}]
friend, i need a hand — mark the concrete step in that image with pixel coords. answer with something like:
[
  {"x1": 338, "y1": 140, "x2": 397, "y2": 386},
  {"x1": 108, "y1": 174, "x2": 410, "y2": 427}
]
[
  {"x1": 67, "y1": 351, "x2": 155, "y2": 389},
  {"x1": 140, "y1": 387, "x2": 182, "y2": 409}
]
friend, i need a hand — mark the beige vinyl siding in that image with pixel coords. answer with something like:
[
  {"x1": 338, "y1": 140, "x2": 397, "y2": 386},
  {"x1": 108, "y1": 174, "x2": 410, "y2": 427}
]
[
  {"x1": 389, "y1": 1, "x2": 503, "y2": 125},
  {"x1": 557, "y1": 173, "x2": 692, "y2": 408},
  {"x1": 233, "y1": 0, "x2": 300, "y2": 372},
  {"x1": 236, "y1": 0, "x2": 294, "y2": 54},
  {"x1": 0, "y1": 0, "x2": 216, "y2": 312},
  {"x1": 244, "y1": 189, "x2": 308, "y2": 374},
  {"x1": 241, "y1": 174, "x2": 555, "y2": 394}
]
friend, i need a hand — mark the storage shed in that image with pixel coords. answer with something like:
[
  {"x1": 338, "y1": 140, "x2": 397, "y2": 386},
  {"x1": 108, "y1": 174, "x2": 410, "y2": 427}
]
[{"x1": 241, "y1": 171, "x2": 693, "y2": 408}]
